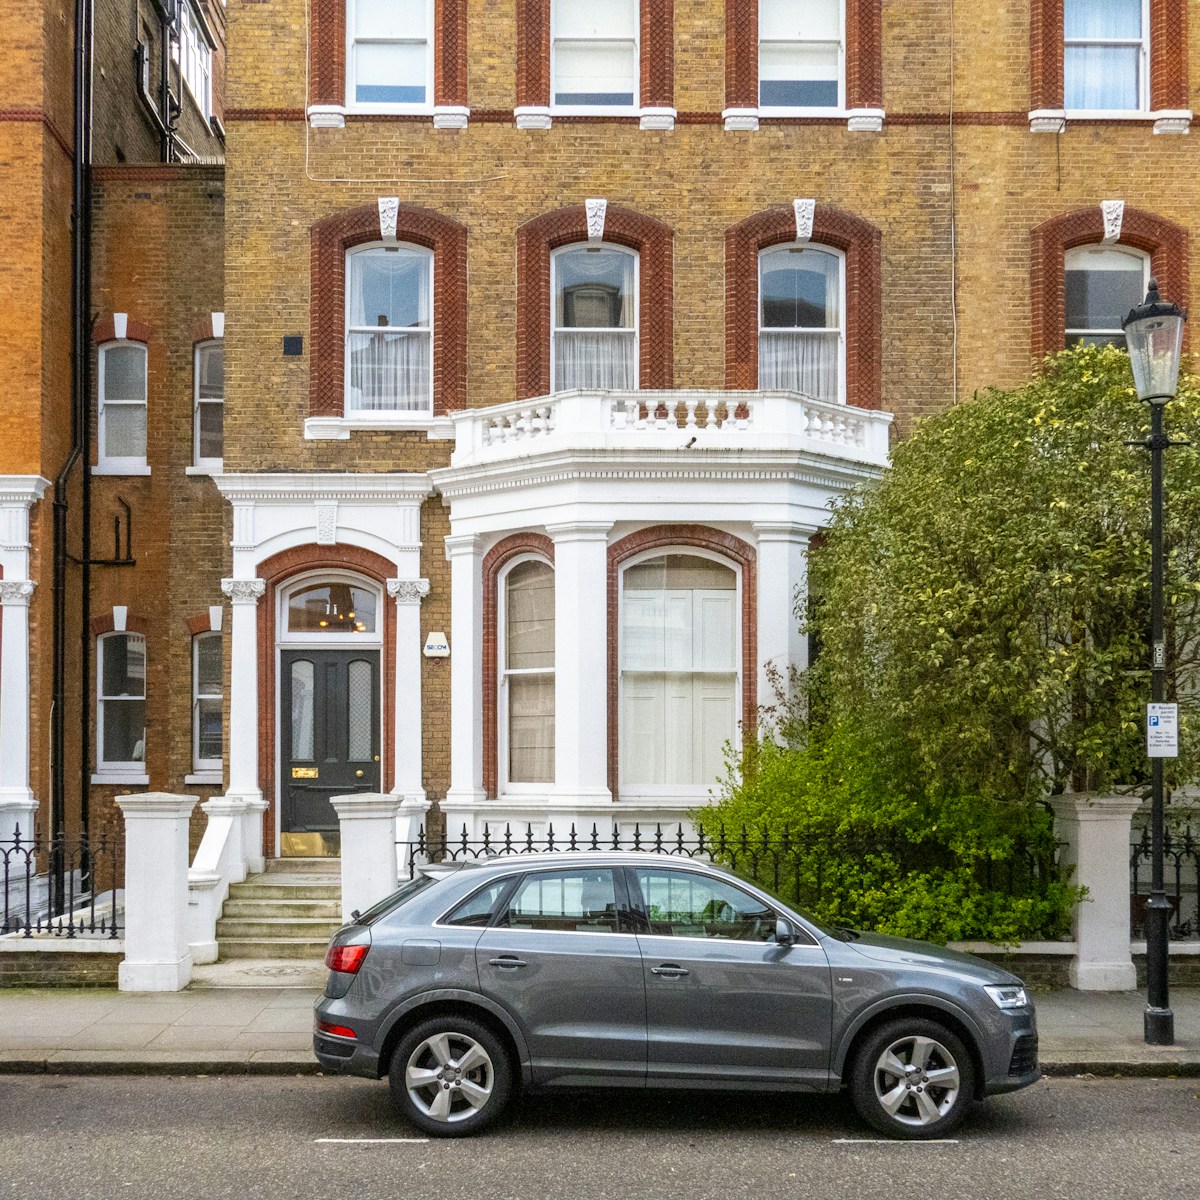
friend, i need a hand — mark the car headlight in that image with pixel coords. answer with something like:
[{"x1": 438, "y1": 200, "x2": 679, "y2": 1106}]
[{"x1": 984, "y1": 983, "x2": 1029, "y2": 1010}]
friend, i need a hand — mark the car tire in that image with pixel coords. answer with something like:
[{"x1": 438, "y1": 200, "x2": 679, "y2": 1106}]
[
  {"x1": 389, "y1": 1016, "x2": 512, "y2": 1137},
  {"x1": 849, "y1": 1018, "x2": 976, "y2": 1140}
]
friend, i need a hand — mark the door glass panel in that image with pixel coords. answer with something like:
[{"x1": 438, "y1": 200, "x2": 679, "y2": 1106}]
[
  {"x1": 287, "y1": 582, "x2": 377, "y2": 634},
  {"x1": 290, "y1": 659, "x2": 314, "y2": 760},
  {"x1": 499, "y1": 869, "x2": 618, "y2": 932},
  {"x1": 634, "y1": 869, "x2": 776, "y2": 942},
  {"x1": 347, "y1": 658, "x2": 374, "y2": 762}
]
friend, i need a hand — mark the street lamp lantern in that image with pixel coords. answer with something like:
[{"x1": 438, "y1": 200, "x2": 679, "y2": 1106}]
[
  {"x1": 1123, "y1": 278, "x2": 1186, "y2": 403},
  {"x1": 1122, "y1": 279, "x2": 1187, "y2": 1047}
]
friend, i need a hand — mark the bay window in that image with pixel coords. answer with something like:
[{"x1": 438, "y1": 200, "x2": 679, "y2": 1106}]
[
  {"x1": 552, "y1": 0, "x2": 638, "y2": 109},
  {"x1": 501, "y1": 559, "x2": 555, "y2": 786},
  {"x1": 758, "y1": 245, "x2": 843, "y2": 404},
  {"x1": 1065, "y1": 245, "x2": 1149, "y2": 346},
  {"x1": 97, "y1": 341, "x2": 149, "y2": 473},
  {"x1": 97, "y1": 633, "x2": 147, "y2": 773},
  {"x1": 345, "y1": 244, "x2": 433, "y2": 415},
  {"x1": 759, "y1": 0, "x2": 843, "y2": 110},
  {"x1": 620, "y1": 554, "x2": 738, "y2": 789},
  {"x1": 552, "y1": 244, "x2": 638, "y2": 391},
  {"x1": 1064, "y1": 0, "x2": 1148, "y2": 111},
  {"x1": 349, "y1": 0, "x2": 433, "y2": 107}
]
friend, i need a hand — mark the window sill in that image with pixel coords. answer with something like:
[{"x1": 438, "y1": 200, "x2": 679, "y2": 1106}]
[
  {"x1": 185, "y1": 463, "x2": 223, "y2": 476},
  {"x1": 91, "y1": 771, "x2": 150, "y2": 786},
  {"x1": 304, "y1": 415, "x2": 455, "y2": 441},
  {"x1": 514, "y1": 106, "x2": 677, "y2": 130},
  {"x1": 92, "y1": 464, "x2": 151, "y2": 477},
  {"x1": 722, "y1": 107, "x2": 884, "y2": 132},
  {"x1": 185, "y1": 772, "x2": 223, "y2": 786},
  {"x1": 307, "y1": 105, "x2": 470, "y2": 130},
  {"x1": 1030, "y1": 108, "x2": 1192, "y2": 133}
]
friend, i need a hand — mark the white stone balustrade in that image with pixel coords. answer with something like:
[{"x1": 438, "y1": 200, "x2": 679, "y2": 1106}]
[{"x1": 450, "y1": 389, "x2": 892, "y2": 468}]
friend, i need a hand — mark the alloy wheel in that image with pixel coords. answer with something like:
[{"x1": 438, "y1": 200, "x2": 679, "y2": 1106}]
[
  {"x1": 871, "y1": 1034, "x2": 962, "y2": 1127},
  {"x1": 404, "y1": 1031, "x2": 495, "y2": 1124}
]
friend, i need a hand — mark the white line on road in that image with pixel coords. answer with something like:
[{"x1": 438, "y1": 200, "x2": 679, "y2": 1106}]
[
  {"x1": 315, "y1": 1138, "x2": 430, "y2": 1145},
  {"x1": 831, "y1": 1139, "x2": 959, "y2": 1145}
]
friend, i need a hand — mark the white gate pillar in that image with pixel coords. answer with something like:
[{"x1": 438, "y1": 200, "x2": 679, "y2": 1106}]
[
  {"x1": 332, "y1": 792, "x2": 402, "y2": 922},
  {"x1": 548, "y1": 522, "x2": 613, "y2": 805},
  {"x1": 1050, "y1": 792, "x2": 1141, "y2": 990},
  {"x1": 752, "y1": 523, "x2": 812, "y2": 720},
  {"x1": 0, "y1": 580, "x2": 38, "y2": 843},
  {"x1": 445, "y1": 535, "x2": 485, "y2": 807},
  {"x1": 117, "y1": 792, "x2": 199, "y2": 991},
  {"x1": 221, "y1": 578, "x2": 266, "y2": 805}
]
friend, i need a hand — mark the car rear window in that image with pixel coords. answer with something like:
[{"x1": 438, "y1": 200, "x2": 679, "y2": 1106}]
[{"x1": 355, "y1": 874, "x2": 437, "y2": 925}]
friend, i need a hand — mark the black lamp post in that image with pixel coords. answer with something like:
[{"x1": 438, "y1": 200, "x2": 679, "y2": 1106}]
[{"x1": 1122, "y1": 278, "x2": 1186, "y2": 1047}]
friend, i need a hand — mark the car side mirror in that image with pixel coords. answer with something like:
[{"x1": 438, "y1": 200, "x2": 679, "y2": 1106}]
[{"x1": 775, "y1": 918, "x2": 794, "y2": 946}]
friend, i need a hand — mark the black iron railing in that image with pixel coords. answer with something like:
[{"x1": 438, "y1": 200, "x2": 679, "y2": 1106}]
[
  {"x1": 1, "y1": 826, "x2": 122, "y2": 939},
  {"x1": 1131, "y1": 822, "x2": 1200, "y2": 940}
]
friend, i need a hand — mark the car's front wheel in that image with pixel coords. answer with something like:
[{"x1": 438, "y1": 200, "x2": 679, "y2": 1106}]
[
  {"x1": 849, "y1": 1018, "x2": 976, "y2": 1140},
  {"x1": 389, "y1": 1016, "x2": 512, "y2": 1137}
]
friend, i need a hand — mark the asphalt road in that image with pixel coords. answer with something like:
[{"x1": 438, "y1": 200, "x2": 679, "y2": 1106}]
[{"x1": 1, "y1": 1076, "x2": 1197, "y2": 1200}]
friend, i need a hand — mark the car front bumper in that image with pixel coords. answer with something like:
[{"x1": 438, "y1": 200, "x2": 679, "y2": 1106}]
[{"x1": 980, "y1": 1008, "x2": 1041, "y2": 1096}]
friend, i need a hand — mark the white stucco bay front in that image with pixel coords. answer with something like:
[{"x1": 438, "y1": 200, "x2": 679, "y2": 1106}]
[{"x1": 431, "y1": 389, "x2": 892, "y2": 841}]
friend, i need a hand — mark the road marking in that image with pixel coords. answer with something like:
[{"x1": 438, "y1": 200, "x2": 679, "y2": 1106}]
[
  {"x1": 315, "y1": 1138, "x2": 430, "y2": 1145},
  {"x1": 831, "y1": 1138, "x2": 959, "y2": 1145}
]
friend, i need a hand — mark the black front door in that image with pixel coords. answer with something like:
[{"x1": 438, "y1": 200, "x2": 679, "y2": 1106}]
[{"x1": 280, "y1": 648, "x2": 381, "y2": 855}]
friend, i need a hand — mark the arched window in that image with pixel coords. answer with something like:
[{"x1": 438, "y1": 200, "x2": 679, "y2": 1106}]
[
  {"x1": 1065, "y1": 244, "x2": 1149, "y2": 347},
  {"x1": 345, "y1": 244, "x2": 433, "y2": 415},
  {"x1": 619, "y1": 553, "x2": 739, "y2": 790},
  {"x1": 194, "y1": 339, "x2": 224, "y2": 468},
  {"x1": 97, "y1": 341, "x2": 148, "y2": 473},
  {"x1": 97, "y1": 632, "x2": 147, "y2": 772},
  {"x1": 758, "y1": 245, "x2": 844, "y2": 403},
  {"x1": 551, "y1": 243, "x2": 638, "y2": 391},
  {"x1": 192, "y1": 631, "x2": 222, "y2": 774},
  {"x1": 500, "y1": 558, "x2": 556, "y2": 786},
  {"x1": 285, "y1": 579, "x2": 380, "y2": 636}
]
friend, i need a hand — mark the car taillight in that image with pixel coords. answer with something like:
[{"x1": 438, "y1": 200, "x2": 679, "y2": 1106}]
[
  {"x1": 325, "y1": 943, "x2": 369, "y2": 974},
  {"x1": 316, "y1": 1020, "x2": 357, "y2": 1040}
]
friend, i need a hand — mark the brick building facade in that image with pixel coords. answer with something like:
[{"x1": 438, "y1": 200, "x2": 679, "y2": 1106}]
[{"x1": 4, "y1": 3, "x2": 1200, "y2": 861}]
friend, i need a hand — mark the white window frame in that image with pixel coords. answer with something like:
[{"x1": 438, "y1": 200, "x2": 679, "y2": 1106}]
[
  {"x1": 757, "y1": 242, "x2": 847, "y2": 405},
  {"x1": 174, "y1": 1, "x2": 214, "y2": 120},
  {"x1": 95, "y1": 632, "x2": 148, "y2": 781},
  {"x1": 345, "y1": 0, "x2": 435, "y2": 115},
  {"x1": 550, "y1": 242, "x2": 640, "y2": 393},
  {"x1": 1064, "y1": 243, "x2": 1150, "y2": 345},
  {"x1": 193, "y1": 339, "x2": 224, "y2": 472},
  {"x1": 96, "y1": 340, "x2": 150, "y2": 476},
  {"x1": 1063, "y1": 0, "x2": 1150, "y2": 115},
  {"x1": 757, "y1": 0, "x2": 846, "y2": 117},
  {"x1": 498, "y1": 554, "x2": 556, "y2": 794},
  {"x1": 343, "y1": 242, "x2": 435, "y2": 422},
  {"x1": 617, "y1": 547, "x2": 743, "y2": 800},
  {"x1": 550, "y1": 0, "x2": 641, "y2": 116},
  {"x1": 192, "y1": 631, "x2": 223, "y2": 775}
]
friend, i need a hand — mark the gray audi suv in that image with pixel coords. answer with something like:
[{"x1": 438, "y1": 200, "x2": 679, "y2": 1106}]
[{"x1": 313, "y1": 852, "x2": 1039, "y2": 1138}]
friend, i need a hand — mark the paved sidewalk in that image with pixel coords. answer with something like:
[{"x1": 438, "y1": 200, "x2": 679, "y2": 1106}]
[{"x1": 0, "y1": 972, "x2": 1197, "y2": 1076}]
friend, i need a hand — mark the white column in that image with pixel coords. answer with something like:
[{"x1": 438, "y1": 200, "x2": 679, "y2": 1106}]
[
  {"x1": 387, "y1": 578, "x2": 430, "y2": 802},
  {"x1": 752, "y1": 524, "x2": 812, "y2": 721},
  {"x1": 547, "y1": 522, "x2": 613, "y2": 805},
  {"x1": 1049, "y1": 792, "x2": 1142, "y2": 991},
  {"x1": 117, "y1": 791, "x2": 199, "y2": 992},
  {"x1": 0, "y1": 580, "x2": 37, "y2": 842},
  {"x1": 445, "y1": 535, "x2": 486, "y2": 806},
  {"x1": 221, "y1": 578, "x2": 266, "y2": 804},
  {"x1": 332, "y1": 792, "x2": 402, "y2": 922}
]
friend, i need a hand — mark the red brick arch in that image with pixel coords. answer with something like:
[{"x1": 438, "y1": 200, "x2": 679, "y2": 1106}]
[
  {"x1": 606, "y1": 525, "x2": 756, "y2": 800},
  {"x1": 310, "y1": 202, "x2": 467, "y2": 418},
  {"x1": 1031, "y1": 0, "x2": 1188, "y2": 112},
  {"x1": 516, "y1": 203, "x2": 674, "y2": 399},
  {"x1": 1030, "y1": 205, "x2": 1190, "y2": 360},
  {"x1": 482, "y1": 533, "x2": 556, "y2": 799},
  {"x1": 91, "y1": 315, "x2": 154, "y2": 344},
  {"x1": 255, "y1": 543, "x2": 399, "y2": 856},
  {"x1": 724, "y1": 204, "x2": 882, "y2": 409}
]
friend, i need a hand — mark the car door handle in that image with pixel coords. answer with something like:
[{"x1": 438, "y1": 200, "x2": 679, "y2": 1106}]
[
  {"x1": 488, "y1": 956, "x2": 527, "y2": 969},
  {"x1": 650, "y1": 965, "x2": 690, "y2": 978}
]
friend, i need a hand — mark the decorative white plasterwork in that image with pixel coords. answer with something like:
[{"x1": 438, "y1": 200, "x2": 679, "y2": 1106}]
[
  {"x1": 585, "y1": 199, "x2": 607, "y2": 242},
  {"x1": 846, "y1": 108, "x2": 885, "y2": 132},
  {"x1": 211, "y1": 312, "x2": 225, "y2": 338},
  {"x1": 307, "y1": 105, "x2": 346, "y2": 129},
  {"x1": 433, "y1": 106, "x2": 470, "y2": 129},
  {"x1": 639, "y1": 107, "x2": 677, "y2": 131},
  {"x1": 1101, "y1": 200, "x2": 1125, "y2": 244},
  {"x1": 378, "y1": 197, "x2": 399, "y2": 242},
  {"x1": 221, "y1": 578, "x2": 266, "y2": 604},
  {"x1": 793, "y1": 199, "x2": 816, "y2": 244},
  {"x1": 1153, "y1": 110, "x2": 1192, "y2": 134},
  {"x1": 722, "y1": 107, "x2": 759, "y2": 131},
  {"x1": 387, "y1": 578, "x2": 431, "y2": 605},
  {"x1": 113, "y1": 313, "x2": 128, "y2": 340},
  {"x1": 315, "y1": 502, "x2": 338, "y2": 546},
  {"x1": 515, "y1": 106, "x2": 552, "y2": 129},
  {"x1": 0, "y1": 580, "x2": 35, "y2": 605},
  {"x1": 1028, "y1": 108, "x2": 1067, "y2": 133},
  {"x1": 216, "y1": 473, "x2": 435, "y2": 506}
]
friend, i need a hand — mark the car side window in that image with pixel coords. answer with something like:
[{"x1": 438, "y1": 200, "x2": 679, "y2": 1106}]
[
  {"x1": 634, "y1": 868, "x2": 776, "y2": 942},
  {"x1": 442, "y1": 880, "x2": 511, "y2": 927},
  {"x1": 498, "y1": 868, "x2": 619, "y2": 934}
]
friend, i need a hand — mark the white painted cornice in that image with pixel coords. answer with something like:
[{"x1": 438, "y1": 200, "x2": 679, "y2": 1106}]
[
  {"x1": 0, "y1": 476, "x2": 51, "y2": 506},
  {"x1": 214, "y1": 472, "x2": 435, "y2": 504}
]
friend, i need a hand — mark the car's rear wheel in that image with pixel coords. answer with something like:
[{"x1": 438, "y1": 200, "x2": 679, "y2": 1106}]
[
  {"x1": 389, "y1": 1016, "x2": 512, "y2": 1137},
  {"x1": 849, "y1": 1018, "x2": 976, "y2": 1140}
]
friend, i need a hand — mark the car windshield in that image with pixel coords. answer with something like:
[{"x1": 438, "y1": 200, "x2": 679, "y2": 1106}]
[{"x1": 352, "y1": 874, "x2": 437, "y2": 925}]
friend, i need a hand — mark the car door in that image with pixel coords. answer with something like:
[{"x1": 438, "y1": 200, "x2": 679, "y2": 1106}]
[
  {"x1": 629, "y1": 865, "x2": 833, "y2": 1089},
  {"x1": 474, "y1": 866, "x2": 647, "y2": 1087}
]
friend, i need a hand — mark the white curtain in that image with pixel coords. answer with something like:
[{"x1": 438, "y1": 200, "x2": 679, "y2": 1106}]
[
  {"x1": 347, "y1": 331, "x2": 432, "y2": 411},
  {"x1": 1064, "y1": 0, "x2": 1142, "y2": 110},
  {"x1": 759, "y1": 330, "x2": 839, "y2": 403},
  {"x1": 553, "y1": 330, "x2": 637, "y2": 390}
]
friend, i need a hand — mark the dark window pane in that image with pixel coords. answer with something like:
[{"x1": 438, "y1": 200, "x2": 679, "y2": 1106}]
[
  {"x1": 197, "y1": 400, "x2": 223, "y2": 460},
  {"x1": 102, "y1": 635, "x2": 145, "y2": 698},
  {"x1": 759, "y1": 79, "x2": 839, "y2": 107},
  {"x1": 103, "y1": 698, "x2": 146, "y2": 762},
  {"x1": 500, "y1": 869, "x2": 618, "y2": 933},
  {"x1": 443, "y1": 881, "x2": 511, "y2": 927},
  {"x1": 197, "y1": 697, "x2": 222, "y2": 761},
  {"x1": 287, "y1": 583, "x2": 377, "y2": 634},
  {"x1": 1065, "y1": 260, "x2": 1144, "y2": 331}
]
